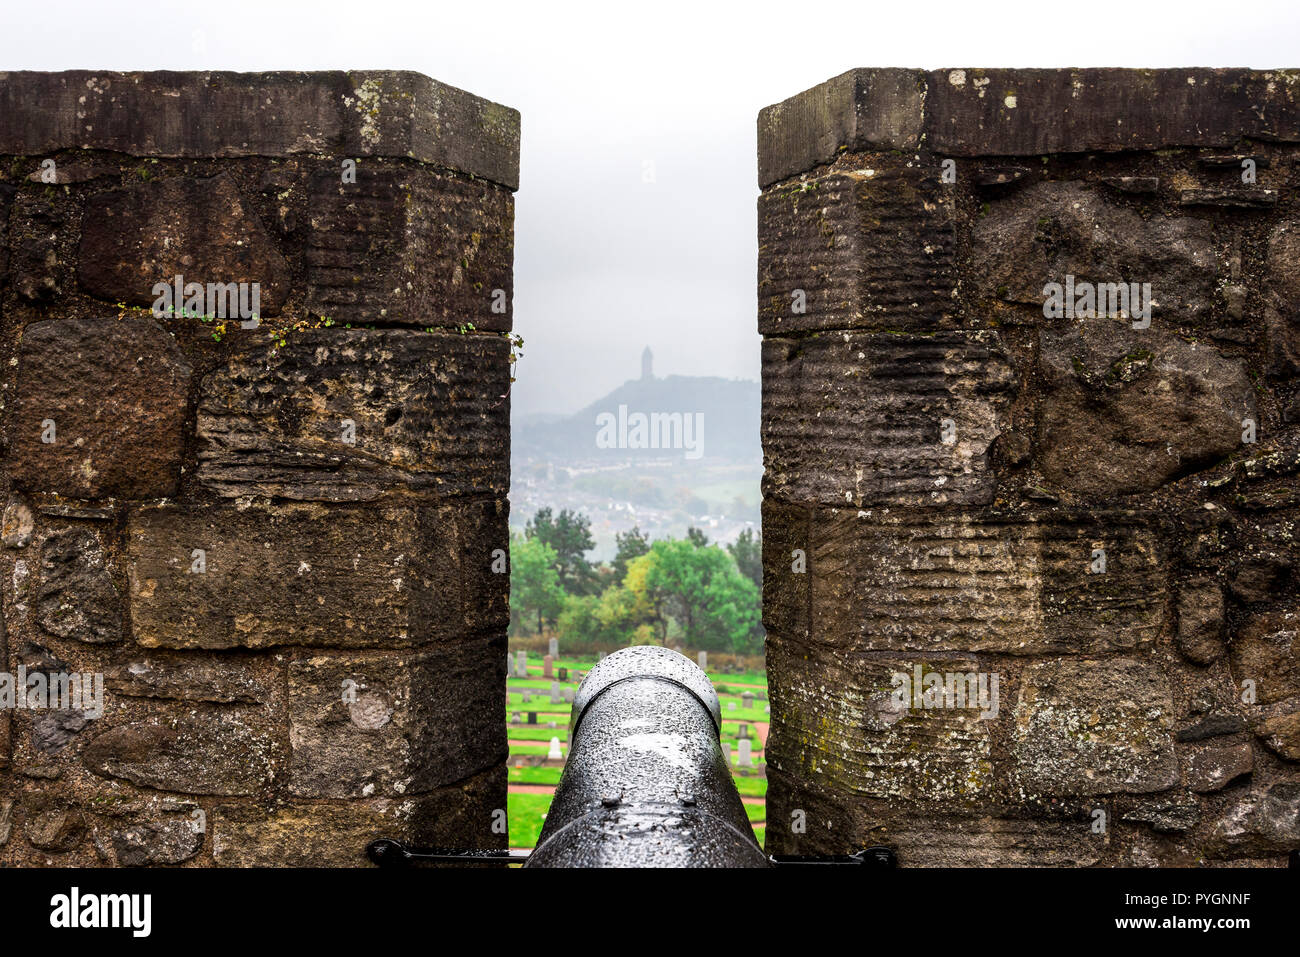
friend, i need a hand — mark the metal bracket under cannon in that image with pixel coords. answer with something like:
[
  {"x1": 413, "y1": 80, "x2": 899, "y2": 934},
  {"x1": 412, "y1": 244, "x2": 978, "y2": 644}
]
[{"x1": 367, "y1": 646, "x2": 898, "y2": 869}]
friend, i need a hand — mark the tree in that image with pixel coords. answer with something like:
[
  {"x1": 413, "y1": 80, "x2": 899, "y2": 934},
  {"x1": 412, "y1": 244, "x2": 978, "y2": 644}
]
[
  {"x1": 525, "y1": 507, "x2": 598, "y2": 595},
  {"x1": 509, "y1": 536, "x2": 565, "y2": 635},
  {"x1": 558, "y1": 581, "x2": 653, "y2": 650},
  {"x1": 727, "y1": 527, "x2": 762, "y2": 592},
  {"x1": 612, "y1": 526, "x2": 651, "y2": 580},
  {"x1": 686, "y1": 526, "x2": 710, "y2": 548},
  {"x1": 633, "y1": 539, "x2": 761, "y2": 654}
]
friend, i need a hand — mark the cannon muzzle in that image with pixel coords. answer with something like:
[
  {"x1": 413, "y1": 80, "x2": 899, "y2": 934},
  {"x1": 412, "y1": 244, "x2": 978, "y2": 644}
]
[{"x1": 524, "y1": 645, "x2": 768, "y2": 868}]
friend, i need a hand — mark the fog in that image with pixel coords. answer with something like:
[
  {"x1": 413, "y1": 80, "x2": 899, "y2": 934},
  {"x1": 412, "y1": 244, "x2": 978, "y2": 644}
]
[{"x1": 6, "y1": 0, "x2": 1297, "y2": 414}]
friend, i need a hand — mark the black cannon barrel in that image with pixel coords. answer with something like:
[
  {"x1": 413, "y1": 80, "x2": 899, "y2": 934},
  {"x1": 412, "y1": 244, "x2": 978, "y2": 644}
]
[{"x1": 525, "y1": 645, "x2": 768, "y2": 868}]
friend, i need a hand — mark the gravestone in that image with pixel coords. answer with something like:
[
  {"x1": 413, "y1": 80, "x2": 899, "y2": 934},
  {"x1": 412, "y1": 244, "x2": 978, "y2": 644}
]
[
  {"x1": 697, "y1": 650, "x2": 707, "y2": 670},
  {"x1": 543, "y1": 654, "x2": 554, "y2": 678},
  {"x1": 742, "y1": 691, "x2": 755, "y2": 709},
  {"x1": 563, "y1": 688, "x2": 574, "y2": 703},
  {"x1": 547, "y1": 737, "x2": 563, "y2": 760},
  {"x1": 507, "y1": 653, "x2": 514, "y2": 678},
  {"x1": 550, "y1": 681, "x2": 561, "y2": 703},
  {"x1": 722, "y1": 742, "x2": 732, "y2": 766},
  {"x1": 528, "y1": 712, "x2": 537, "y2": 725},
  {"x1": 548, "y1": 637, "x2": 558, "y2": 657},
  {"x1": 727, "y1": 701, "x2": 736, "y2": 711},
  {"x1": 516, "y1": 649, "x2": 527, "y2": 677},
  {"x1": 738, "y1": 739, "x2": 753, "y2": 768},
  {"x1": 511, "y1": 711, "x2": 521, "y2": 725},
  {"x1": 558, "y1": 666, "x2": 568, "y2": 681},
  {"x1": 522, "y1": 692, "x2": 531, "y2": 703},
  {"x1": 738, "y1": 722, "x2": 750, "y2": 739}
]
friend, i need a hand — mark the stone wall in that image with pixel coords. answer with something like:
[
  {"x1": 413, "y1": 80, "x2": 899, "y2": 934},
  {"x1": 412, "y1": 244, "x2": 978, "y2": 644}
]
[
  {"x1": 0, "y1": 71, "x2": 517, "y2": 865},
  {"x1": 759, "y1": 69, "x2": 1300, "y2": 865}
]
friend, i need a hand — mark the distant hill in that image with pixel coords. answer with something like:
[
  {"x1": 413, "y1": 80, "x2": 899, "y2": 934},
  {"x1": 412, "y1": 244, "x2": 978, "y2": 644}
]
[{"x1": 512, "y1": 374, "x2": 760, "y2": 464}]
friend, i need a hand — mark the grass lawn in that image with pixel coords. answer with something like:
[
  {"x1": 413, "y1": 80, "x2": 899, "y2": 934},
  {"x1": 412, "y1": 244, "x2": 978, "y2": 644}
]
[
  {"x1": 509, "y1": 726, "x2": 570, "y2": 741},
  {"x1": 508, "y1": 792, "x2": 551, "y2": 848},
  {"x1": 508, "y1": 766, "x2": 563, "y2": 786}
]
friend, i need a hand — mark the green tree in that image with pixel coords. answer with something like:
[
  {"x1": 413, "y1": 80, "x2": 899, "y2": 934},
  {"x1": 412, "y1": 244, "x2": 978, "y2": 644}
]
[
  {"x1": 686, "y1": 526, "x2": 710, "y2": 548},
  {"x1": 727, "y1": 527, "x2": 762, "y2": 592},
  {"x1": 635, "y1": 539, "x2": 761, "y2": 654},
  {"x1": 558, "y1": 582, "x2": 652, "y2": 649},
  {"x1": 525, "y1": 507, "x2": 598, "y2": 595},
  {"x1": 612, "y1": 526, "x2": 651, "y2": 580},
  {"x1": 509, "y1": 536, "x2": 565, "y2": 635}
]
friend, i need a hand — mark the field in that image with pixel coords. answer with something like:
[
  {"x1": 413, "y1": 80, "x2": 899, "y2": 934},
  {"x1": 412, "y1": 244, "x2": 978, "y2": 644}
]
[{"x1": 506, "y1": 651, "x2": 768, "y2": 855}]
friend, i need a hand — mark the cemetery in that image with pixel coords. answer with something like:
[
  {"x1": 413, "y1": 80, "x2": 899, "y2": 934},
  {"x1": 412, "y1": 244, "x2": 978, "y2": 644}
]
[{"x1": 506, "y1": 645, "x2": 769, "y2": 851}]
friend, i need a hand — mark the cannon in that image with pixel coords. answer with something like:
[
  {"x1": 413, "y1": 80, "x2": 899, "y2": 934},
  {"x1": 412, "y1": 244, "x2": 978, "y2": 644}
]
[
  {"x1": 366, "y1": 645, "x2": 895, "y2": 868},
  {"x1": 525, "y1": 645, "x2": 767, "y2": 868}
]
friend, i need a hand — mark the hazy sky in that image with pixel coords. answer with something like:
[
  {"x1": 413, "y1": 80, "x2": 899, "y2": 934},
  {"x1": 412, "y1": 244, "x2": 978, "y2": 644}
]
[{"x1": 6, "y1": 0, "x2": 1299, "y2": 414}]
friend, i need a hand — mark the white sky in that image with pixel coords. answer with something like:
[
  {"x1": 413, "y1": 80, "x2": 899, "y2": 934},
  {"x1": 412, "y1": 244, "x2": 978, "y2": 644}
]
[{"x1": 6, "y1": 0, "x2": 1299, "y2": 414}]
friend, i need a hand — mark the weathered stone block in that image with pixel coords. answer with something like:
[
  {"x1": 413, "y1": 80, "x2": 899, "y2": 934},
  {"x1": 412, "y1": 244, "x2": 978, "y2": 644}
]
[
  {"x1": 970, "y1": 181, "x2": 1220, "y2": 323},
  {"x1": 126, "y1": 501, "x2": 505, "y2": 650},
  {"x1": 1182, "y1": 739, "x2": 1254, "y2": 793},
  {"x1": 1036, "y1": 326, "x2": 1254, "y2": 499},
  {"x1": 759, "y1": 69, "x2": 1300, "y2": 183},
  {"x1": 306, "y1": 166, "x2": 513, "y2": 330},
  {"x1": 106, "y1": 654, "x2": 276, "y2": 705},
  {"x1": 196, "y1": 328, "x2": 510, "y2": 501},
  {"x1": 764, "y1": 767, "x2": 1103, "y2": 864},
  {"x1": 1120, "y1": 795, "x2": 1201, "y2": 834},
  {"x1": 8, "y1": 191, "x2": 69, "y2": 302},
  {"x1": 288, "y1": 636, "x2": 504, "y2": 798},
  {"x1": 766, "y1": 641, "x2": 993, "y2": 806},
  {"x1": 927, "y1": 68, "x2": 1300, "y2": 156},
  {"x1": 1265, "y1": 220, "x2": 1300, "y2": 376},
  {"x1": 211, "y1": 763, "x2": 505, "y2": 866},
  {"x1": 757, "y1": 68, "x2": 925, "y2": 187},
  {"x1": 25, "y1": 806, "x2": 86, "y2": 851},
  {"x1": 94, "y1": 815, "x2": 204, "y2": 866},
  {"x1": 759, "y1": 499, "x2": 809, "y2": 642},
  {"x1": 2, "y1": 497, "x2": 35, "y2": 549},
  {"x1": 0, "y1": 71, "x2": 520, "y2": 188},
  {"x1": 758, "y1": 166, "x2": 955, "y2": 333},
  {"x1": 8, "y1": 318, "x2": 191, "y2": 500},
  {"x1": 78, "y1": 173, "x2": 291, "y2": 313},
  {"x1": 36, "y1": 527, "x2": 121, "y2": 644},
  {"x1": 1012, "y1": 658, "x2": 1178, "y2": 796},
  {"x1": 1205, "y1": 781, "x2": 1300, "y2": 858},
  {"x1": 880, "y1": 817, "x2": 1104, "y2": 867},
  {"x1": 1230, "y1": 605, "x2": 1299, "y2": 707},
  {"x1": 1255, "y1": 709, "x2": 1300, "y2": 761},
  {"x1": 83, "y1": 712, "x2": 275, "y2": 796},
  {"x1": 1176, "y1": 579, "x2": 1227, "y2": 665},
  {"x1": 31, "y1": 711, "x2": 91, "y2": 754},
  {"x1": 799, "y1": 507, "x2": 1167, "y2": 654},
  {"x1": 762, "y1": 331, "x2": 1015, "y2": 507}
]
